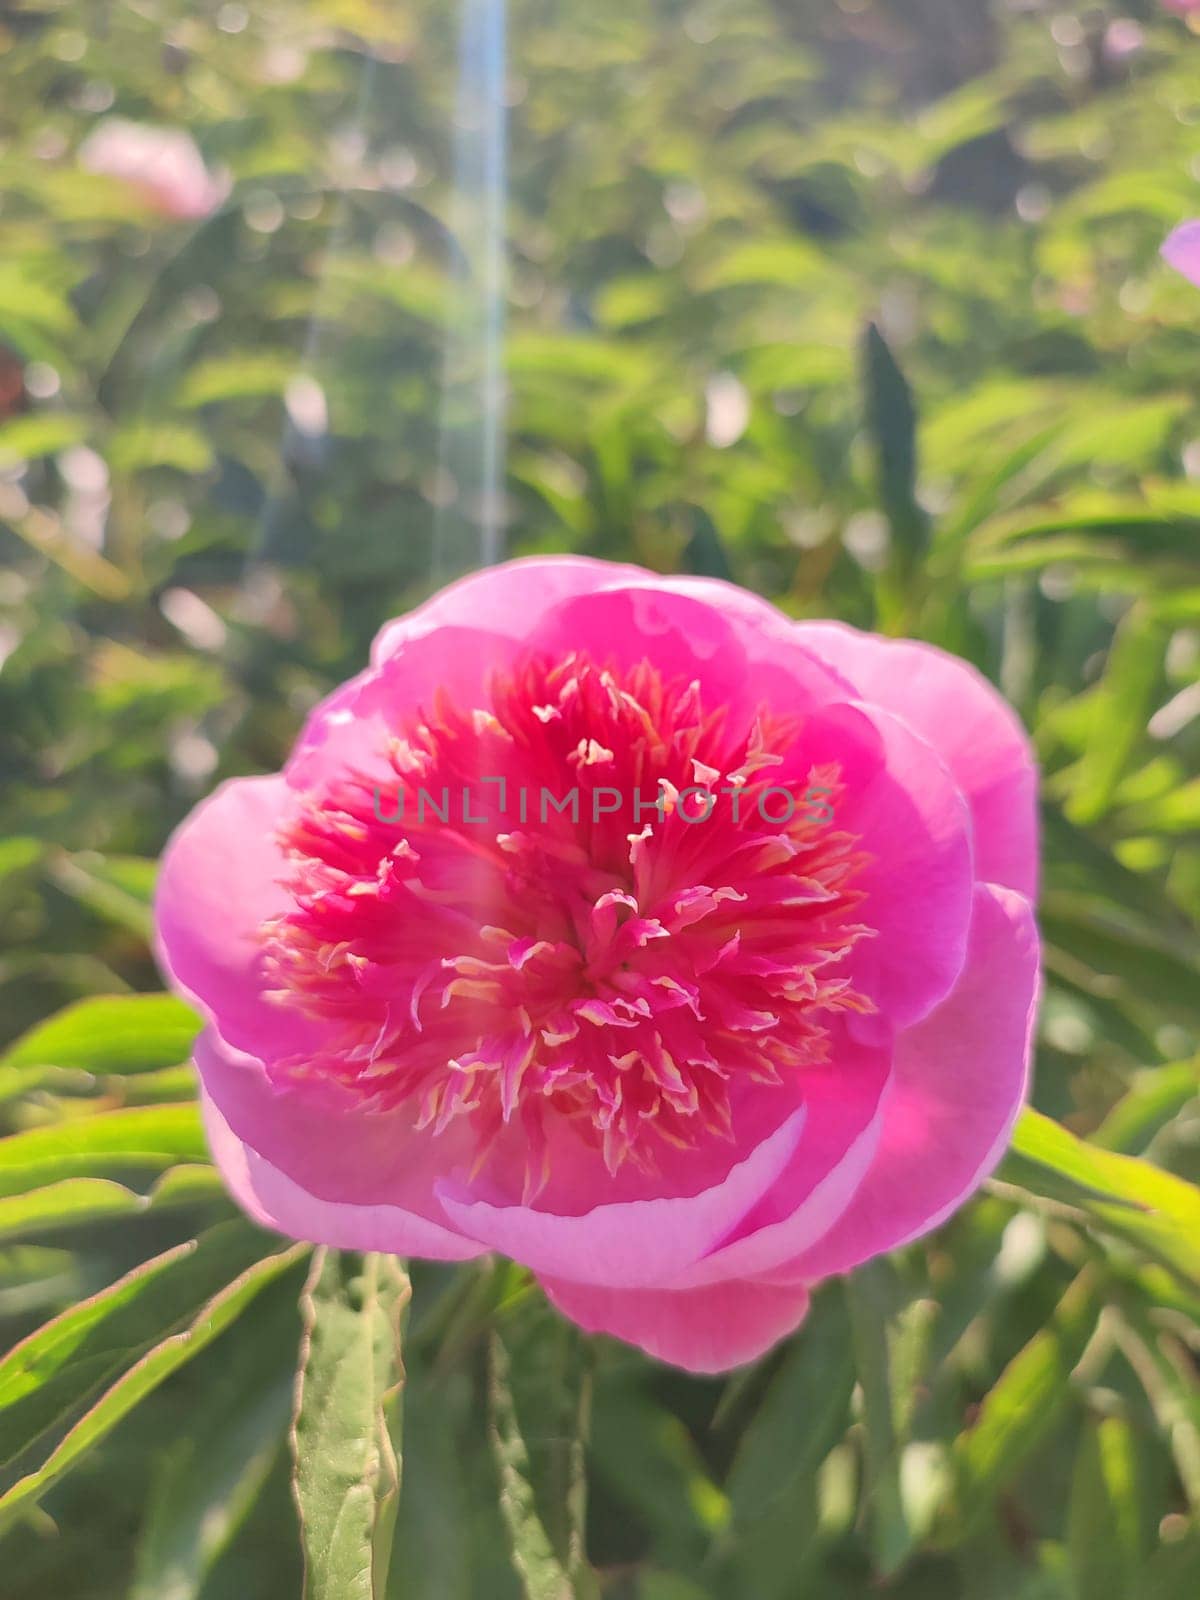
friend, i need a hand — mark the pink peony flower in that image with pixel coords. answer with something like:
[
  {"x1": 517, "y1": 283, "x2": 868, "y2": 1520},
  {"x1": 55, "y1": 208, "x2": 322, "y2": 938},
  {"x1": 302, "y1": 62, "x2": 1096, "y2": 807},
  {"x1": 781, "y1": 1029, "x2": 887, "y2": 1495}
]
[
  {"x1": 1163, "y1": 221, "x2": 1200, "y2": 289},
  {"x1": 155, "y1": 558, "x2": 1040, "y2": 1372},
  {"x1": 80, "y1": 119, "x2": 228, "y2": 221}
]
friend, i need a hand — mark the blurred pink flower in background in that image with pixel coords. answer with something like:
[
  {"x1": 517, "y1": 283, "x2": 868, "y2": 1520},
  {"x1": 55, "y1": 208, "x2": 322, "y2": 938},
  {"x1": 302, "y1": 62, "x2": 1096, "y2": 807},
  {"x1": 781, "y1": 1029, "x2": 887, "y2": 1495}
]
[
  {"x1": 1162, "y1": 221, "x2": 1200, "y2": 288},
  {"x1": 1163, "y1": 0, "x2": 1200, "y2": 12},
  {"x1": 156, "y1": 558, "x2": 1040, "y2": 1372},
  {"x1": 80, "y1": 119, "x2": 227, "y2": 220},
  {"x1": 1103, "y1": 19, "x2": 1144, "y2": 61}
]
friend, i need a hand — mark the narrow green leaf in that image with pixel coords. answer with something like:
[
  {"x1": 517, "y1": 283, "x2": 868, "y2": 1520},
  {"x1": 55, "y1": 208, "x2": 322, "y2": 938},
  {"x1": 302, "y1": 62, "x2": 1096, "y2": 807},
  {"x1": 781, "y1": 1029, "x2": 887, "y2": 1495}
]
[
  {"x1": 0, "y1": 1218, "x2": 276, "y2": 1470},
  {"x1": 0, "y1": 1164, "x2": 227, "y2": 1244},
  {"x1": 1040, "y1": 894, "x2": 1200, "y2": 1032},
  {"x1": 845, "y1": 1264, "x2": 913, "y2": 1577},
  {"x1": 588, "y1": 1372, "x2": 725, "y2": 1572},
  {"x1": 130, "y1": 1288, "x2": 297, "y2": 1600},
  {"x1": 1, "y1": 994, "x2": 200, "y2": 1078},
  {"x1": 725, "y1": 1286, "x2": 854, "y2": 1523},
  {"x1": 1093, "y1": 1064, "x2": 1198, "y2": 1155},
  {"x1": 943, "y1": 1271, "x2": 1098, "y2": 1541},
  {"x1": 0, "y1": 1238, "x2": 305, "y2": 1525},
  {"x1": 0, "y1": 838, "x2": 43, "y2": 881},
  {"x1": 1134, "y1": 1532, "x2": 1200, "y2": 1600},
  {"x1": 46, "y1": 851, "x2": 157, "y2": 938},
  {"x1": 0, "y1": 1178, "x2": 143, "y2": 1239},
  {"x1": 490, "y1": 1296, "x2": 595, "y2": 1599},
  {"x1": 1067, "y1": 1416, "x2": 1145, "y2": 1600},
  {"x1": 712, "y1": 1288, "x2": 855, "y2": 1599},
  {"x1": 1113, "y1": 1306, "x2": 1200, "y2": 1516},
  {"x1": 290, "y1": 1248, "x2": 411, "y2": 1600},
  {"x1": 0, "y1": 1104, "x2": 208, "y2": 1198},
  {"x1": 681, "y1": 508, "x2": 735, "y2": 581},
  {"x1": 861, "y1": 321, "x2": 928, "y2": 571},
  {"x1": 488, "y1": 1325, "x2": 577, "y2": 1600},
  {"x1": 1065, "y1": 607, "x2": 1167, "y2": 826},
  {"x1": 1001, "y1": 1108, "x2": 1200, "y2": 1285}
]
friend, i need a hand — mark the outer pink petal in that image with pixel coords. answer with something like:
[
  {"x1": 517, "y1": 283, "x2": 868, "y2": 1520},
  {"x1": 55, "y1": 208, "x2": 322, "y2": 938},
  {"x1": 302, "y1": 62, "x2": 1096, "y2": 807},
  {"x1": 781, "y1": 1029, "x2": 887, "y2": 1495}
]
[
  {"x1": 202, "y1": 1090, "x2": 483, "y2": 1260},
  {"x1": 1162, "y1": 221, "x2": 1200, "y2": 290},
  {"x1": 790, "y1": 699, "x2": 974, "y2": 1028},
  {"x1": 293, "y1": 561, "x2": 646, "y2": 791},
  {"x1": 794, "y1": 623, "x2": 1039, "y2": 899},
  {"x1": 765, "y1": 882, "x2": 1039, "y2": 1285},
  {"x1": 286, "y1": 622, "x2": 517, "y2": 790},
  {"x1": 369, "y1": 555, "x2": 648, "y2": 665},
  {"x1": 195, "y1": 1030, "x2": 482, "y2": 1258},
  {"x1": 433, "y1": 1107, "x2": 807, "y2": 1288},
  {"x1": 537, "y1": 1274, "x2": 811, "y2": 1373},
  {"x1": 155, "y1": 774, "x2": 314, "y2": 1058},
  {"x1": 666, "y1": 1028, "x2": 891, "y2": 1289},
  {"x1": 305, "y1": 560, "x2": 854, "y2": 797},
  {"x1": 523, "y1": 581, "x2": 853, "y2": 735}
]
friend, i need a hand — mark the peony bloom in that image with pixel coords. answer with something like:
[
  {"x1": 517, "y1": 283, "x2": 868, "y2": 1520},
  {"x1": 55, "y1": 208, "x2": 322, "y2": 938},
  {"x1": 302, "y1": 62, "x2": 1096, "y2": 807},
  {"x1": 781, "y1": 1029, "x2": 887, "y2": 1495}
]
[
  {"x1": 1162, "y1": 221, "x2": 1200, "y2": 289},
  {"x1": 156, "y1": 558, "x2": 1040, "y2": 1372},
  {"x1": 80, "y1": 119, "x2": 228, "y2": 221}
]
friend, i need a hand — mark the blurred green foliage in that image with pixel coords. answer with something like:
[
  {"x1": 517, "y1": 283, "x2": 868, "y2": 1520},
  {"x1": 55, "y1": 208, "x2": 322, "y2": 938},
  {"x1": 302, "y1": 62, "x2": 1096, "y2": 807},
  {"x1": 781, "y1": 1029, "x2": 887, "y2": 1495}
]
[{"x1": 0, "y1": 0, "x2": 1199, "y2": 1595}]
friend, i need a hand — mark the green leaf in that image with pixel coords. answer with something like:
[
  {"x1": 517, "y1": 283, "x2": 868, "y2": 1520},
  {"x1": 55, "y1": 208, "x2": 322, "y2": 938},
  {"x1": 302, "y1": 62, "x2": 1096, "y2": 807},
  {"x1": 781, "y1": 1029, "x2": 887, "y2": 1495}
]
[
  {"x1": 1, "y1": 994, "x2": 200, "y2": 1079},
  {"x1": 46, "y1": 852, "x2": 158, "y2": 939},
  {"x1": 1065, "y1": 607, "x2": 1167, "y2": 826},
  {"x1": 0, "y1": 1177, "x2": 145, "y2": 1239},
  {"x1": 0, "y1": 1218, "x2": 276, "y2": 1471},
  {"x1": 176, "y1": 353, "x2": 297, "y2": 409},
  {"x1": 0, "y1": 413, "x2": 92, "y2": 467},
  {"x1": 861, "y1": 321, "x2": 928, "y2": 573},
  {"x1": 0, "y1": 1166, "x2": 226, "y2": 1245},
  {"x1": 108, "y1": 421, "x2": 214, "y2": 475},
  {"x1": 681, "y1": 507, "x2": 734, "y2": 581},
  {"x1": 487, "y1": 1323, "x2": 580, "y2": 1600},
  {"x1": 1136, "y1": 1533, "x2": 1200, "y2": 1600},
  {"x1": 1112, "y1": 1305, "x2": 1200, "y2": 1516},
  {"x1": 290, "y1": 1248, "x2": 411, "y2": 1600},
  {"x1": 0, "y1": 1234, "x2": 305, "y2": 1526},
  {"x1": 845, "y1": 1265, "x2": 913, "y2": 1577},
  {"x1": 1067, "y1": 1416, "x2": 1145, "y2": 1600},
  {"x1": 1001, "y1": 1108, "x2": 1200, "y2": 1285},
  {"x1": 0, "y1": 1104, "x2": 208, "y2": 1198},
  {"x1": 490, "y1": 1295, "x2": 595, "y2": 1600},
  {"x1": 713, "y1": 1287, "x2": 855, "y2": 1598},
  {"x1": 1039, "y1": 893, "x2": 1200, "y2": 1033},
  {"x1": 943, "y1": 1271, "x2": 1099, "y2": 1542},
  {"x1": 129, "y1": 1288, "x2": 297, "y2": 1600},
  {"x1": 1092, "y1": 1064, "x2": 1198, "y2": 1156},
  {"x1": 724, "y1": 1288, "x2": 854, "y2": 1520}
]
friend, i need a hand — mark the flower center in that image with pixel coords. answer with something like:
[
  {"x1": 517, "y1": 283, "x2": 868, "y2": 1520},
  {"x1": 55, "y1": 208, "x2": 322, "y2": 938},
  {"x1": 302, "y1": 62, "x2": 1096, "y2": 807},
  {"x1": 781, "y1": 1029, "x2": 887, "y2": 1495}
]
[{"x1": 261, "y1": 652, "x2": 873, "y2": 1186}]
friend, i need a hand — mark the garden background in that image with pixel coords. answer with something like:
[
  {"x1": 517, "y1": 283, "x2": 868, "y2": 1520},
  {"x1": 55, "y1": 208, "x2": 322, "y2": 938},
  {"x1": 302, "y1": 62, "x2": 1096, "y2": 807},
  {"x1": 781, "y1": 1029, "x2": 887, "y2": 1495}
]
[{"x1": 0, "y1": 1, "x2": 1198, "y2": 1596}]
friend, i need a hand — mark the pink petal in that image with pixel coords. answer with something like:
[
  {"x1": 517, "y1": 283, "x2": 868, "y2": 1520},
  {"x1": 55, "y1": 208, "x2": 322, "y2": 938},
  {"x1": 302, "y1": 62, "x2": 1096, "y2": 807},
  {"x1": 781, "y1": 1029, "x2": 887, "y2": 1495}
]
[
  {"x1": 667, "y1": 1028, "x2": 891, "y2": 1288},
  {"x1": 537, "y1": 1273, "x2": 811, "y2": 1373},
  {"x1": 434, "y1": 1106, "x2": 807, "y2": 1287},
  {"x1": 196, "y1": 1030, "x2": 482, "y2": 1258},
  {"x1": 154, "y1": 774, "x2": 313, "y2": 1057},
  {"x1": 286, "y1": 622, "x2": 516, "y2": 790},
  {"x1": 201, "y1": 1089, "x2": 482, "y2": 1260},
  {"x1": 764, "y1": 882, "x2": 1039, "y2": 1284},
  {"x1": 790, "y1": 699, "x2": 974, "y2": 1027},
  {"x1": 1162, "y1": 221, "x2": 1200, "y2": 291},
  {"x1": 523, "y1": 581, "x2": 852, "y2": 735},
  {"x1": 370, "y1": 555, "x2": 648, "y2": 665},
  {"x1": 794, "y1": 623, "x2": 1039, "y2": 900}
]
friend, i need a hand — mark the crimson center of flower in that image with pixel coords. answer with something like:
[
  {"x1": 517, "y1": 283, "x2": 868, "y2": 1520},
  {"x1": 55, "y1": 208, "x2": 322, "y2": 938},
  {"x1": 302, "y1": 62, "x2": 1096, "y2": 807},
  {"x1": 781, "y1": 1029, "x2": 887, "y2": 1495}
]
[{"x1": 261, "y1": 651, "x2": 874, "y2": 1184}]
